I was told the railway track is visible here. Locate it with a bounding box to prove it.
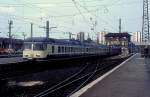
[33,57,126,97]
[33,64,91,97]
[0,62,92,97]
[0,55,129,97]
[0,55,108,81]
[0,61,39,82]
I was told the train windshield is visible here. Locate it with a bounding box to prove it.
[24,43,32,50]
[33,43,47,50]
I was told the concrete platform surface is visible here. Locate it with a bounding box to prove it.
[0,57,24,64]
[73,54,150,97]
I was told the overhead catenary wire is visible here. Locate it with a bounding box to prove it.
[0,0,140,23]
[74,0,119,32]
[72,0,91,26]
[1,0,140,19]
[0,0,142,39]
[1,0,102,6]
[9,0,129,34]
[5,0,140,18]
[0,0,140,7]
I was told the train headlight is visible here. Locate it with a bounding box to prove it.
[25,55,28,57]
[36,54,40,57]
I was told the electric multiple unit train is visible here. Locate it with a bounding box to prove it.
[23,37,121,59]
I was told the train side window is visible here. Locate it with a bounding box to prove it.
[66,47,69,52]
[74,47,75,52]
[72,47,74,52]
[74,47,76,52]
[80,48,82,52]
[65,47,67,52]
[43,44,47,50]
[58,46,61,53]
[52,46,55,53]
[68,47,70,52]
[76,47,77,52]
[71,47,73,52]
[73,47,75,52]
[62,46,64,53]
[76,47,78,52]
[0,42,1,48]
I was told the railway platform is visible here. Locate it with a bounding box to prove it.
[71,53,150,97]
[0,57,24,65]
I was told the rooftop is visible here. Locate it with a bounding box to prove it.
[105,33,131,38]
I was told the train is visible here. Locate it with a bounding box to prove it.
[23,37,121,59]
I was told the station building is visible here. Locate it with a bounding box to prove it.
[105,32,137,53]
[105,32,131,47]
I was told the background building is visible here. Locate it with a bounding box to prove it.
[97,31,107,44]
[77,32,85,42]
[131,31,141,43]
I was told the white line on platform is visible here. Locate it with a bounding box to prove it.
[70,54,137,97]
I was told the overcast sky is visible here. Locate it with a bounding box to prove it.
[0,0,144,39]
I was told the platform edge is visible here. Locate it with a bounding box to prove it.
[70,53,137,97]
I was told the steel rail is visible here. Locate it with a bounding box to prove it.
[34,60,117,97]
[33,64,89,97]
[67,63,99,97]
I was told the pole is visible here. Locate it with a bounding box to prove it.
[39,20,57,38]
[46,21,49,38]
[119,18,121,33]
[22,32,26,41]
[8,20,13,49]
[31,23,33,42]
[69,32,71,40]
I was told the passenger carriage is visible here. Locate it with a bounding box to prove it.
[23,37,120,59]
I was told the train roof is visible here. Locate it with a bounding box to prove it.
[25,37,81,44]
[24,37,107,48]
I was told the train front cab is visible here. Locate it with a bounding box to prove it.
[23,42,48,59]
